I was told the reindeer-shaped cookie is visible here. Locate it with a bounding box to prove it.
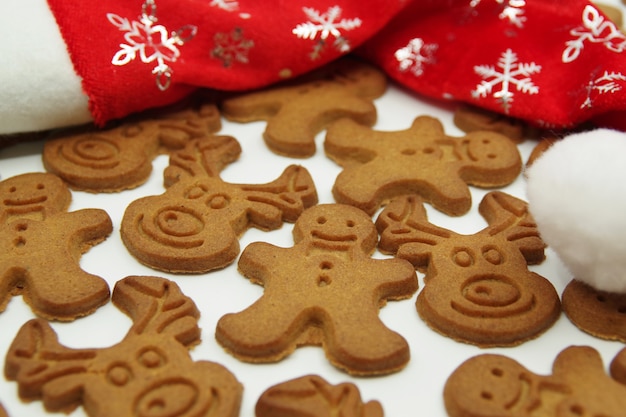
[0,172,111,320]
[445,346,626,417]
[256,375,383,417]
[4,275,243,417]
[121,135,318,273]
[43,100,221,192]
[376,191,560,346]
[325,115,522,216]
[221,57,387,157]
[216,203,418,376]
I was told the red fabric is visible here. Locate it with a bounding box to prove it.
[47,0,626,131]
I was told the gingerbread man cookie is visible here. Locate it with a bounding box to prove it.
[444,346,626,417]
[221,57,387,157]
[376,191,560,347]
[43,99,221,192]
[5,275,243,417]
[121,135,318,273]
[325,115,522,216]
[216,204,418,376]
[256,375,383,417]
[0,172,111,320]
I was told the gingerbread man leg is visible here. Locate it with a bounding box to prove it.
[216,299,307,362]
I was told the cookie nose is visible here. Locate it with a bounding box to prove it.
[136,380,200,417]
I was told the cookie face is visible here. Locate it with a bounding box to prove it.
[256,375,384,417]
[42,101,221,192]
[444,346,626,417]
[562,279,626,342]
[0,172,112,320]
[325,115,522,216]
[376,191,560,347]
[121,136,318,273]
[221,58,386,157]
[4,276,243,417]
[216,204,418,376]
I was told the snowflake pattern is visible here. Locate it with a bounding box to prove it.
[210,0,239,12]
[581,70,626,109]
[107,0,197,90]
[292,6,362,59]
[563,5,626,63]
[472,48,541,112]
[395,38,438,77]
[470,0,527,27]
[212,28,254,67]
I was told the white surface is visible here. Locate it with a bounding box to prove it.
[1,84,625,417]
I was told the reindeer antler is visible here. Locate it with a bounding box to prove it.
[5,318,97,412]
[376,194,452,269]
[240,165,319,223]
[112,275,201,347]
[164,136,242,186]
[479,191,546,265]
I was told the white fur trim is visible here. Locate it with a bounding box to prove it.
[526,129,626,293]
[0,0,92,134]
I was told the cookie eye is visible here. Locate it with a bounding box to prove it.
[317,216,327,224]
[138,347,166,369]
[482,246,503,265]
[346,219,355,228]
[453,249,474,267]
[401,148,416,155]
[107,363,132,386]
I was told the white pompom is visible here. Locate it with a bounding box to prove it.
[526,129,626,294]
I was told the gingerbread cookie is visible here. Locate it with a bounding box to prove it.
[221,57,387,157]
[562,279,626,342]
[216,203,418,376]
[4,275,243,417]
[0,172,111,320]
[325,115,522,216]
[376,191,560,347]
[0,403,6,417]
[453,104,525,143]
[525,136,559,169]
[256,375,383,417]
[444,346,626,417]
[121,136,318,273]
[43,99,221,192]
[610,347,626,385]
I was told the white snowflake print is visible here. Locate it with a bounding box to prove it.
[107,0,197,90]
[395,38,438,77]
[210,0,239,11]
[472,48,541,112]
[563,5,626,63]
[212,28,254,67]
[470,0,527,28]
[292,6,362,59]
[581,70,626,109]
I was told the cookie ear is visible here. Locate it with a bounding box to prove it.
[479,191,546,264]
[112,276,201,347]
[376,194,452,268]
